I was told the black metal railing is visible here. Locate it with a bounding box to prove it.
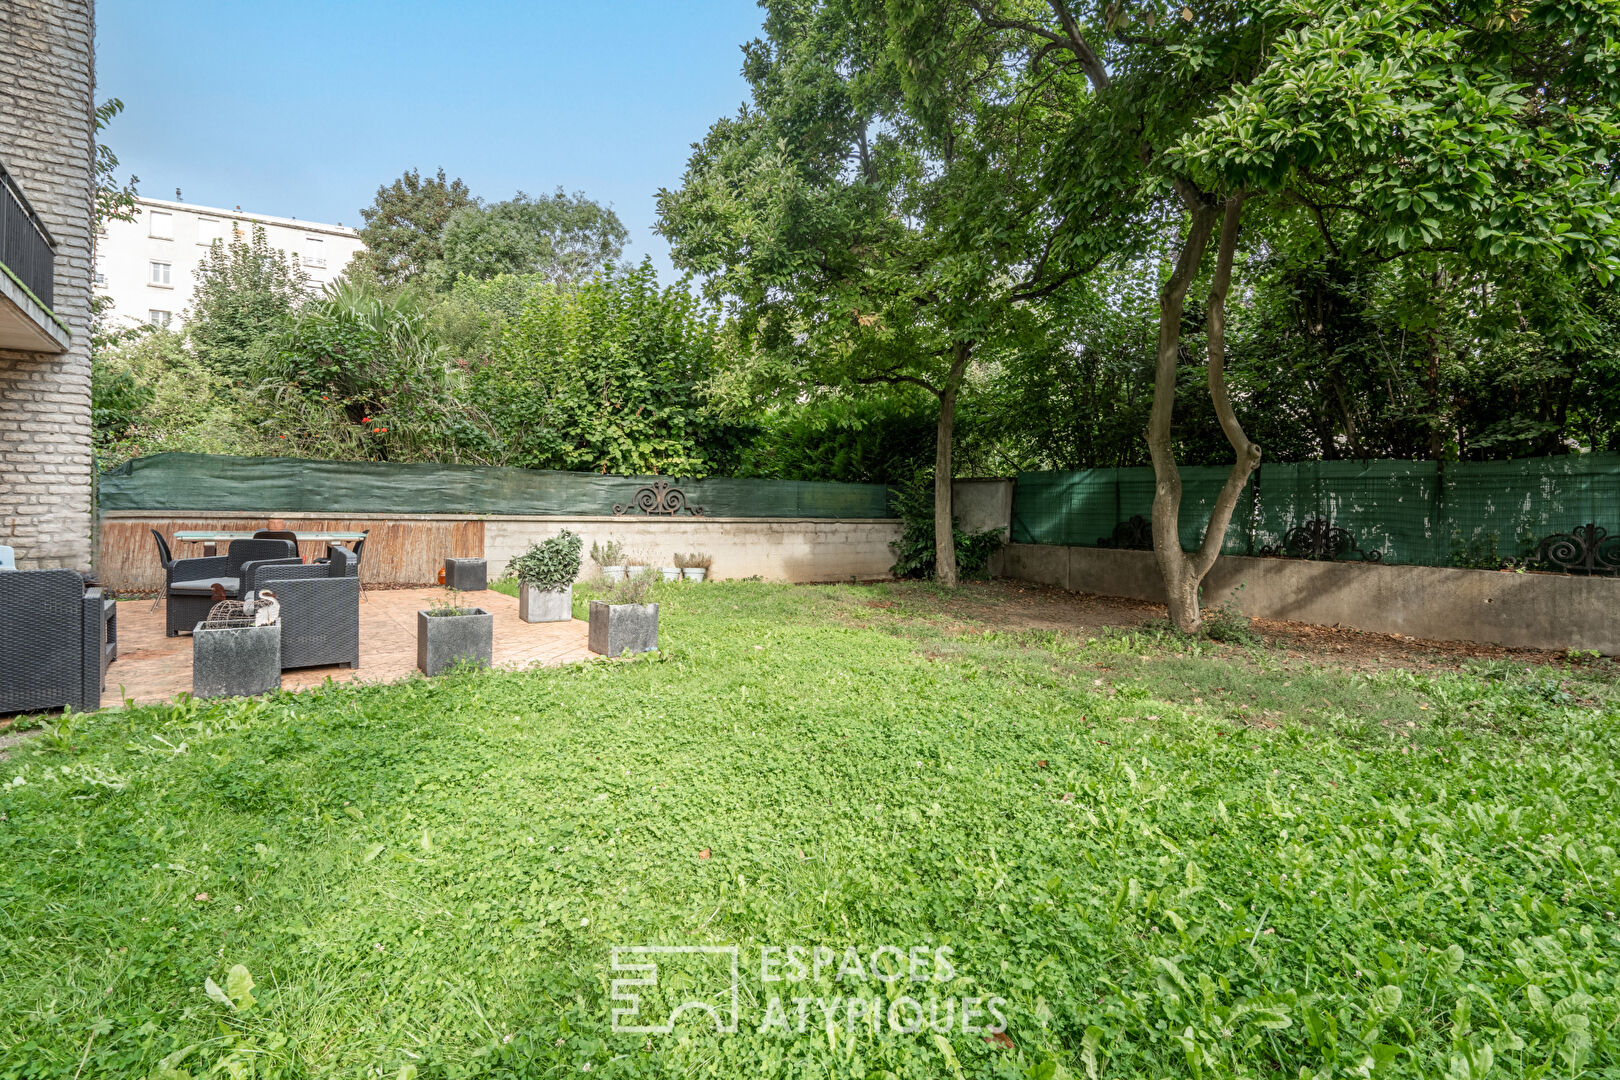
[0,160,57,310]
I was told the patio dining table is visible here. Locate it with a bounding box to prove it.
[173,529,369,557]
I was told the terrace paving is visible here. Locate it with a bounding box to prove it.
[102,586,593,707]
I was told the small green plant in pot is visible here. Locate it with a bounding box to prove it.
[417,587,493,675]
[588,568,659,656]
[590,539,627,582]
[508,530,583,623]
[674,552,712,582]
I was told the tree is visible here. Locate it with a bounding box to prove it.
[436,189,627,286]
[266,279,497,463]
[186,224,309,382]
[934,0,1620,630]
[658,0,1066,586]
[473,260,742,476]
[356,167,475,287]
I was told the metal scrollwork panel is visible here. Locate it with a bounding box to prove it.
[613,480,706,517]
[1259,517,1383,562]
[1537,523,1620,575]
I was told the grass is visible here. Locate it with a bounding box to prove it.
[2,580,1618,1078]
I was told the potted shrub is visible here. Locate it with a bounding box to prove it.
[417,588,494,675]
[507,530,582,623]
[659,560,681,582]
[675,552,712,582]
[588,570,659,656]
[590,539,627,582]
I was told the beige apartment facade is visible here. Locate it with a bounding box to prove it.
[95,197,365,329]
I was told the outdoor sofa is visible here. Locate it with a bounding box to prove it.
[0,568,111,714]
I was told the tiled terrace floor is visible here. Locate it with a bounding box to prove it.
[103,587,593,707]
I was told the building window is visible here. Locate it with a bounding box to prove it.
[149,261,172,286]
[302,237,325,268]
[197,217,223,247]
[148,309,172,328]
[149,210,174,240]
[93,271,106,286]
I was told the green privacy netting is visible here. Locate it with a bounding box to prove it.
[98,453,893,519]
[1011,452,1620,566]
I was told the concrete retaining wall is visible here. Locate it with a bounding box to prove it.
[103,511,901,591]
[999,542,1620,654]
[952,478,1014,538]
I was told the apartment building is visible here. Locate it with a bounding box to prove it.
[0,0,97,568]
[95,196,366,329]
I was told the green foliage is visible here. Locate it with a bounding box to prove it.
[3,582,1619,1077]
[588,539,625,568]
[602,567,657,604]
[504,530,583,589]
[187,224,310,382]
[92,329,259,467]
[423,587,471,617]
[356,167,476,287]
[737,393,941,484]
[475,261,743,476]
[436,189,627,287]
[91,98,139,235]
[888,469,1004,580]
[265,279,497,463]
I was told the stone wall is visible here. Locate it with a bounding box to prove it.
[100,511,904,591]
[999,542,1620,654]
[0,0,97,568]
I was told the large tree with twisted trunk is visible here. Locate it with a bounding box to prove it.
[910,0,1620,630]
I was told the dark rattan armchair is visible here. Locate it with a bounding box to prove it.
[259,546,360,670]
[0,569,109,714]
[154,532,298,636]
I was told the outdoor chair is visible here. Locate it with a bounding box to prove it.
[253,529,300,547]
[0,569,109,714]
[259,545,361,670]
[154,532,298,636]
[313,529,368,600]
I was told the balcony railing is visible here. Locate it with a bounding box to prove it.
[0,160,57,311]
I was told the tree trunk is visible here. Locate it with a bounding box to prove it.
[934,343,971,588]
[1146,192,1261,633]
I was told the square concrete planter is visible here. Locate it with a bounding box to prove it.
[588,601,659,656]
[417,608,493,675]
[519,583,572,623]
[192,622,281,699]
[444,557,487,591]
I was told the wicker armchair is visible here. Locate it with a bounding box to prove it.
[0,569,108,714]
[155,532,298,636]
[259,546,360,670]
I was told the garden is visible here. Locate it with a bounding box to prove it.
[3,580,1617,1078]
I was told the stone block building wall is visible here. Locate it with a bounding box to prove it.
[0,0,97,568]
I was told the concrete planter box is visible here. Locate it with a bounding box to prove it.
[588,601,659,656]
[192,622,281,699]
[417,608,493,675]
[519,583,572,623]
[443,557,487,591]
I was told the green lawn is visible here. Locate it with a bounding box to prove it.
[3,581,1617,1079]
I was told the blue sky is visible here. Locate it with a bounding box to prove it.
[96,0,766,282]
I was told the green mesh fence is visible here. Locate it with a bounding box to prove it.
[98,453,893,519]
[1011,452,1620,566]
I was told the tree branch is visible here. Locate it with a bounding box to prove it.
[1192,193,1261,579]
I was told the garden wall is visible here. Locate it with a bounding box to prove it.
[100,511,902,593]
[998,542,1620,654]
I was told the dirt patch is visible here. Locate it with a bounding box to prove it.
[862,579,1589,674]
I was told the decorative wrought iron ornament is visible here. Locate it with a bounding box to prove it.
[613,481,706,517]
[1536,523,1620,575]
[1097,514,1153,550]
[1260,517,1384,562]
